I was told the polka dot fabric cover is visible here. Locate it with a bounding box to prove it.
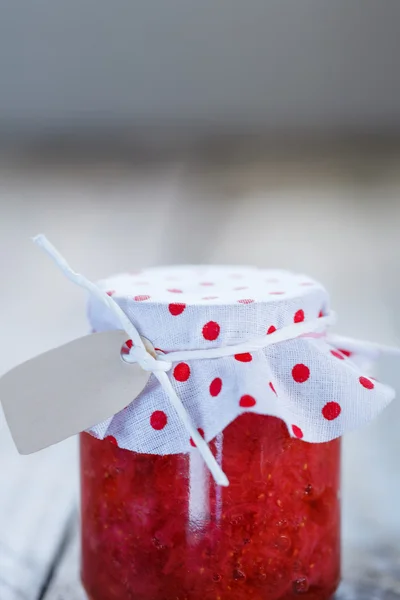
[87,266,394,454]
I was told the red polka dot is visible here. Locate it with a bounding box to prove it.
[167,288,183,294]
[173,362,191,382]
[322,402,341,421]
[202,321,220,341]
[318,310,324,318]
[269,291,285,295]
[294,309,305,323]
[233,286,248,291]
[200,282,214,286]
[292,425,303,439]
[121,339,132,356]
[190,428,205,447]
[202,296,219,300]
[209,377,222,397]
[106,290,115,296]
[169,303,186,316]
[150,410,168,430]
[339,348,352,357]
[269,381,277,395]
[359,376,374,390]
[239,394,256,408]
[267,325,277,335]
[292,363,310,383]
[330,349,345,360]
[238,298,254,304]
[234,353,252,362]
[105,435,118,446]
[134,295,150,301]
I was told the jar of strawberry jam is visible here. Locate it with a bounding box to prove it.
[0,243,395,600]
[80,265,394,600]
[81,415,340,600]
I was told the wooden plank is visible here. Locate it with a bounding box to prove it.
[42,519,85,600]
[337,545,400,599]
[0,431,78,600]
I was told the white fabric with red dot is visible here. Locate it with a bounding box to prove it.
[85,264,396,462]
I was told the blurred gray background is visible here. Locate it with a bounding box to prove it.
[0,2,400,598]
[1,1,400,137]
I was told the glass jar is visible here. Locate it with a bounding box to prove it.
[80,413,340,600]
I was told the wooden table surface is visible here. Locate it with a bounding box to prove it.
[1,145,400,599]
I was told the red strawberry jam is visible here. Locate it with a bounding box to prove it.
[80,414,340,599]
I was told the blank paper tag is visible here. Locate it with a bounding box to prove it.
[0,330,150,454]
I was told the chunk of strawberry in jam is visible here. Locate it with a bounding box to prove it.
[81,414,340,600]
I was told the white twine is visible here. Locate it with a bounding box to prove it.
[328,334,400,360]
[36,234,396,487]
[34,235,228,485]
